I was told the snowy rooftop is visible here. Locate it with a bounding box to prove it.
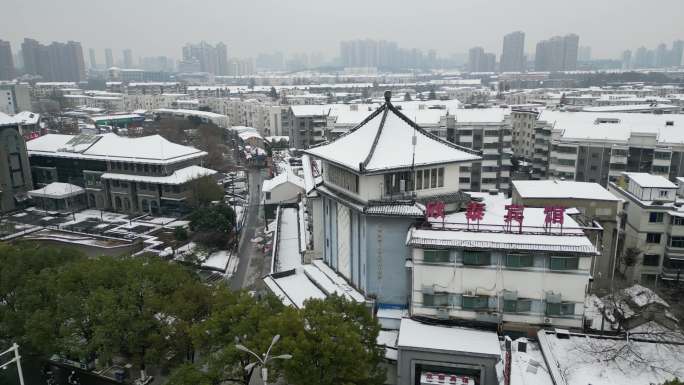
[513,180,620,201]
[27,133,207,165]
[539,110,684,144]
[101,165,217,185]
[397,318,500,357]
[273,207,302,272]
[407,192,598,254]
[262,171,305,193]
[28,182,84,199]
[624,172,677,189]
[264,260,364,309]
[0,111,39,126]
[538,330,684,385]
[305,97,480,174]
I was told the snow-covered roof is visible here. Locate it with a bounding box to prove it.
[27,133,207,165]
[237,130,263,141]
[0,111,39,127]
[28,182,84,199]
[538,330,684,385]
[263,271,327,308]
[305,99,480,174]
[274,207,302,272]
[262,171,305,193]
[101,165,217,185]
[539,110,684,144]
[625,172,677,189]
[582,104,680,112]
[513,180,620,201]
[397,318,500,357]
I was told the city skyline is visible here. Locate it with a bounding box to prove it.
[3,0,684,60]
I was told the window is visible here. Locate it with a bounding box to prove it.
[642,254,660,266]
[670,236,684,248]
[437,168,444,187]
[506,254,534,268]
[462,250,491,266]
[423,293,449,307]
[549,256,579,270]
[659,190,669,198]
[328,163,359,193]
[546,302,575,316]
[462,295,489,310]
[416,170,423,190]
[672,217,684,226]
[265,192,271,200]
[654,151,670,160]
[649,212,664,223]
[459,177,470,183]
[430,168,437,188]
[423,250,451,263]
[646,233,662,244]
[504,299,532,313]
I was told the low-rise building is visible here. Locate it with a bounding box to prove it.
[0,114,33,212]
[407,191,600,331]
[608,172,684,285]
[27,133,216,215]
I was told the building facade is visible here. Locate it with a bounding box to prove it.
[27,133,215,215]
[608,172,684,285]
[0,118,33,212]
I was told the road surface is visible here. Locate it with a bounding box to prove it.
[231,168,267,290]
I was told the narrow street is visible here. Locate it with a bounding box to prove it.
[231,168,267,290]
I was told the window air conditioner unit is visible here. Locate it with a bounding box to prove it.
[544,318,552,325]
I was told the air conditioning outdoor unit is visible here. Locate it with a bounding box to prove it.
[544,318,552,325]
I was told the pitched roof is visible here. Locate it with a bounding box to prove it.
[27,133,207,164]
[513,180,621,201]
[304,99,480,174]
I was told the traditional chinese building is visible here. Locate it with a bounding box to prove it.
[406,191,600,332]
[304,91,480,309]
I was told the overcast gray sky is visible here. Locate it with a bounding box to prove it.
[3,0,683,61]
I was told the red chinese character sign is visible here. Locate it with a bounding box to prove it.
[465,201,485,229]
[544,206,565,232]
[426,201,445,219]
[504,204,524,233]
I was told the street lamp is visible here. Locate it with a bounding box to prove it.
[235,334,292,385]
[0,343,25,385]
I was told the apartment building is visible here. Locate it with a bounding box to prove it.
[407,191,599,331]
[26,133,215,215]
[0,83,31,114]
[289,105,330,149]
[512,110,684,184]
[0,115,33,212]
[608,172,684,285]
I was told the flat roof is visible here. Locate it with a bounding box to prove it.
[513,180,620,201]
[625,172,677,188]
[397,318,500,357]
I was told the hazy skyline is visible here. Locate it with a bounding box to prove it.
[3,0,683,62]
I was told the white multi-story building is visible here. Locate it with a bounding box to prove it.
[608,172,684,285]
[407,191,599,330]
[513,110,684,184]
